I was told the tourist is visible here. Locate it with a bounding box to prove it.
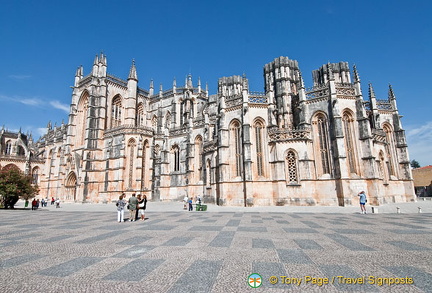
[358,191,367,214]
[41,198,45,207]
[36,199,40,209]
[116,194,127,222]
[138,194,147,221]
[51,197,55,205]
[31,198,37,210]
[183,195,188,210]
[135,194,142,220]
[128,193,138,221]
[188,197,193,211]
[55,198,60,208]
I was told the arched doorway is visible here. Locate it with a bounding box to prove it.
[65,172,77,201]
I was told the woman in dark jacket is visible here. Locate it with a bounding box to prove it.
[138,194,147,221]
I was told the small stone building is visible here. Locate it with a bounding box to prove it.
[21,54,416,206]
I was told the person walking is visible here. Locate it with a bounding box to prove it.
[116,194,127,222]
[358,191,367,214]
[31,198,37,210]
[128,193,138,221]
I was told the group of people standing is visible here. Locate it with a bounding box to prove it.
[183,195,201,211]
[116,193,147,222]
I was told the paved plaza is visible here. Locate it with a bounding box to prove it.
[1,201,431,293]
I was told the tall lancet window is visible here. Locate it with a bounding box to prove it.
[342,111,358,175]
[285,150,299,184]
[254,120,265,176]
[127,139,136,189]
[172,145,180,172]
[141,140,148,191]
[137,103,144,126]
[378,151,386,181]
[111,95,122,128]
[383,124,396,177]
[5,140,12,155]
[194,136,203,182]
[77,91,89,146]
[312,113,331,176]
[230,120,242,177]
[166,112,172,129]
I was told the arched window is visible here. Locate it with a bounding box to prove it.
[253,120,265,177]
[230,120,242,177]
[165,112,172,129]
[342,111,358,175]
[31,167,40,184]
[137,103,144,126]
[77,91,89,146]
[151,115,158,129]
[312,113,331,176]
[172,145,180,172]
[141,140,149,191]
[5,140,12,155]
[378,151,387,183]
[383,124,396,177]
[111,95,122,128]
[194,136,203,182]
[127,139,136,189]
[17,145,25,156]
[285,150,299,184]
[206,159,211,187]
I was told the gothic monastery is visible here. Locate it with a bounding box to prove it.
[0,54,415,206]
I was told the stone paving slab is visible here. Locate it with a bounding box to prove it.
[0,204,432,292]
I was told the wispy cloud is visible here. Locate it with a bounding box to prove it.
[8,74,32,80]
[20,98,44,106]
[406,121,432,166]
[50,100,70,113]
[0,94,69,112]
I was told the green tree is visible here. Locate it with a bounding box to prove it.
[410,159,421,169]
[0,168,39,209]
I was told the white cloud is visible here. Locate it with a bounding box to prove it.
[8,75,32,80]
[36,127,48,137]
[406,121,432,166]
[20,98,44,106]
[49,100,70,113]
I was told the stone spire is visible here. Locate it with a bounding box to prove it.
[388,84,398,112]
[368,83,376,100]
[327,62,334,81]
[186,74,193,88]
[388,84,396,100]
[173,77,177,93]
[353,64,360,83]
[128,59,138,81]
[149,79,154,96]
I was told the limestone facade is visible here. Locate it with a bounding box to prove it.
[15,54,416,206]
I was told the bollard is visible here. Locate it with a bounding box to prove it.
[371,207,378,214]
[423,198,426,201]
[418,207,422,213]
[396,207,401,214]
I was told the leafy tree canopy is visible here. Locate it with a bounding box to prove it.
[0,168,39,208]
[410,159,421,169]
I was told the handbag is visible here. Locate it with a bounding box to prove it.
[127,204,130,209]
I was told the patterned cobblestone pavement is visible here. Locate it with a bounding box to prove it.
[1,205,431,292]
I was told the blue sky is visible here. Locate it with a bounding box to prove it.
[1,0,431,166]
